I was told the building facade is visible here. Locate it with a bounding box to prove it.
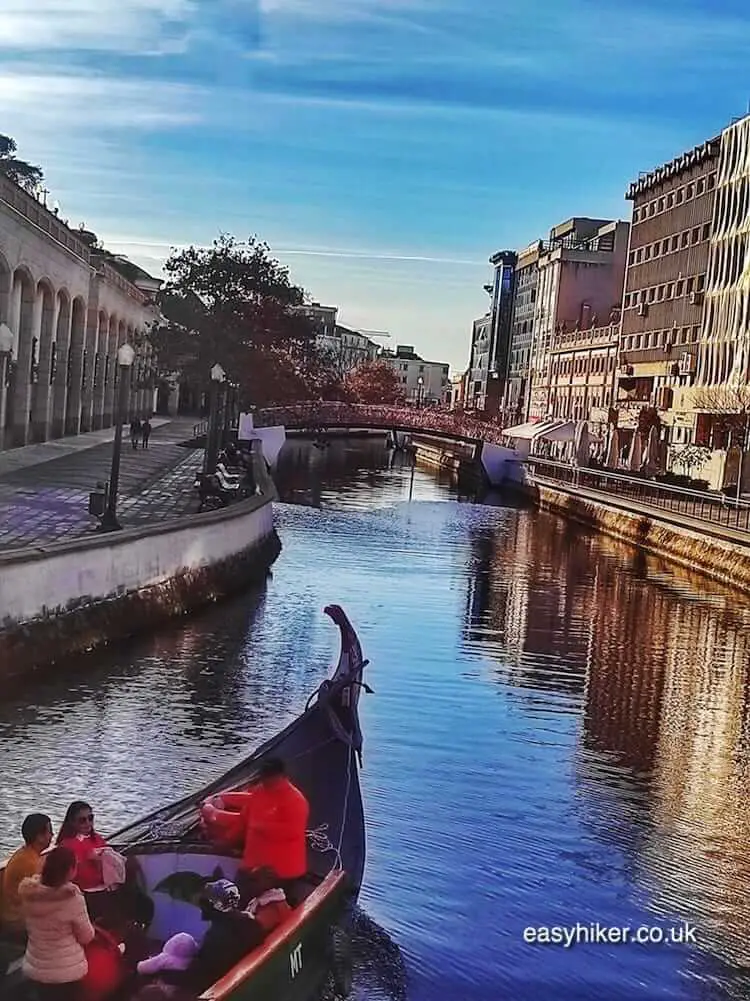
[503,241,540,422]
[547,321,620,426]
[620,136,720,439]
[0,177,160,450]
[382,344,450,405]
[466,313,492,409]
[487,250,518,409]
[528,217,629,420]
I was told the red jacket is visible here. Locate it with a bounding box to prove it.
[59,833,108,891]
[212,778,309,879]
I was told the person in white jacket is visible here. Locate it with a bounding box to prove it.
[19,845,95,1000]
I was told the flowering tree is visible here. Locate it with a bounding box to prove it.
[343,359,405,404]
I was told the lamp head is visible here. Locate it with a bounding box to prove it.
[211,363,226,383]
[117,343,135,367]
[0,323,13,355]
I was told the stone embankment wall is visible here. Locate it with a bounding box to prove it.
[533,481,750,594]
[0,453,281,681]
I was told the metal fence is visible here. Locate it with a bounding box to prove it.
[527,457,750,535]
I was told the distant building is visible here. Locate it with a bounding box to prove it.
[450,370,469,409]
[547,320,620,431]
[528,217,629,419]
[466,313,492,409]
[487,250,518,409]
[504,241,541,422]
[295,302,380,373]
[381,344,450,405]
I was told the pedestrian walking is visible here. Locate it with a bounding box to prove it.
[141,419,152,449]
[129,418,141,450]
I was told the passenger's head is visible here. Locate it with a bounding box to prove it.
[41,846,77,888]
[22,813,53,852]
[258,757,286,787]
[199,879,240,921]
[58,801,95,842]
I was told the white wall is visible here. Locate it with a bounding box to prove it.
[0,496,275,627]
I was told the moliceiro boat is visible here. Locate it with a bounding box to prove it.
[0,604,370,1001]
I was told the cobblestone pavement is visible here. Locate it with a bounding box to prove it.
[0,418,206,552]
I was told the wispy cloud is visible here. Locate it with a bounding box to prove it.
[0,0,196,53]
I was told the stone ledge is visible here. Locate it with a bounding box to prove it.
[534,481,750,595]
[0,488,277,567]
[0,531,282,683]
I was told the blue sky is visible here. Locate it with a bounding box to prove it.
[2,0,750,372]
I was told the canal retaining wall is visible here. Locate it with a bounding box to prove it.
[0,452,281,680]
[533,479,750,594]
[413,436,481,487]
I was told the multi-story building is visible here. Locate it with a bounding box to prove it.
[528,217,629,419]
[296,301,380,374]
[619,135,720,440]
[487,249,518,409]
[297,302,338,339]
[693,113,750,430]
[466,313,492,409]
[547,320,620,428]
[0,176,160,449]
[503,241,540,422]
[449,370,469,409]
[381,344,450,405]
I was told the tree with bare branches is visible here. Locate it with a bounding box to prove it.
[691,385,750,445]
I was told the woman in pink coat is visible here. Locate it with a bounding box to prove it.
[19,845,95,1000]
[56,802,108,892]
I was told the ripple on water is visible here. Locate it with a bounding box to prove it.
[3,443,750,1000]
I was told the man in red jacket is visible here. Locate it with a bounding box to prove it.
[200,758,310,901]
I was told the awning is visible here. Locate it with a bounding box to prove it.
[536,419,576,442]
[500,421,540,440]
[502,419,577,442]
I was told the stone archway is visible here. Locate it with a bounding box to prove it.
[50,288,71,439]
[0,251,12,448]
[9,266,36,447]
[91,309,108,430]
[30,279,56,442]
[65,296,87,435]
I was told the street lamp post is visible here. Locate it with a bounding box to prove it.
[98,342,135,532]
[204,363,226,474]
[0,323,13,450]
[417,375,424,409]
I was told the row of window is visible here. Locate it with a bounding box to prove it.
[632,173,716,224]
[628,224,711,267]
[551,354,615,378]
[623,272,705,309]
[622,326,700,351]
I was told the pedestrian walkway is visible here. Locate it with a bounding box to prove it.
[0,418,205,553]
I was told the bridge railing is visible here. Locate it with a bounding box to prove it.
[528,456,750,535]
[253,402,505,444]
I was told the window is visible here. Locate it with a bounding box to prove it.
[676,188,684,204]
[644,245,652,260]
[662,239,669,254]
[702,223,710,240]
[648,287,656,303]
[691,228,700,244]
[628,251,636,266]
[676,280,684,297]
[649,202,656,217]
[697,273,706,292]
[696,179,705,196]
[667,192,675,208]
[681,231,689,248]
[657,285,665,301]
[633,207,640,223]
[686,183,694,198]
[671,234,679,251]
[658,197,665,211]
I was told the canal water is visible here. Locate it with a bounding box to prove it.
[3,436,750,1000]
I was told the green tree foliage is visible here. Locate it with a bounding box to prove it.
[0,135,43,193]
[149,235,342,406]
[343,359,406,404]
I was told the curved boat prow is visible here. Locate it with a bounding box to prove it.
[324,603,368,684]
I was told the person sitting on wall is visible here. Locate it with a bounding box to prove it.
[200,758,310,903]
[0,814,53,940]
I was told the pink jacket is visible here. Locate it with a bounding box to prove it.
[19,876,95,983]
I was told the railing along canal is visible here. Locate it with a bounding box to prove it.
[527,457,750,536]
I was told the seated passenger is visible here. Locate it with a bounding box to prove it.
[57,802,107,891]
[237,866,291,934]
[57,801,153,933]
[19,846,96,999]
[0,813,53,939]
[200,758,309,896]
